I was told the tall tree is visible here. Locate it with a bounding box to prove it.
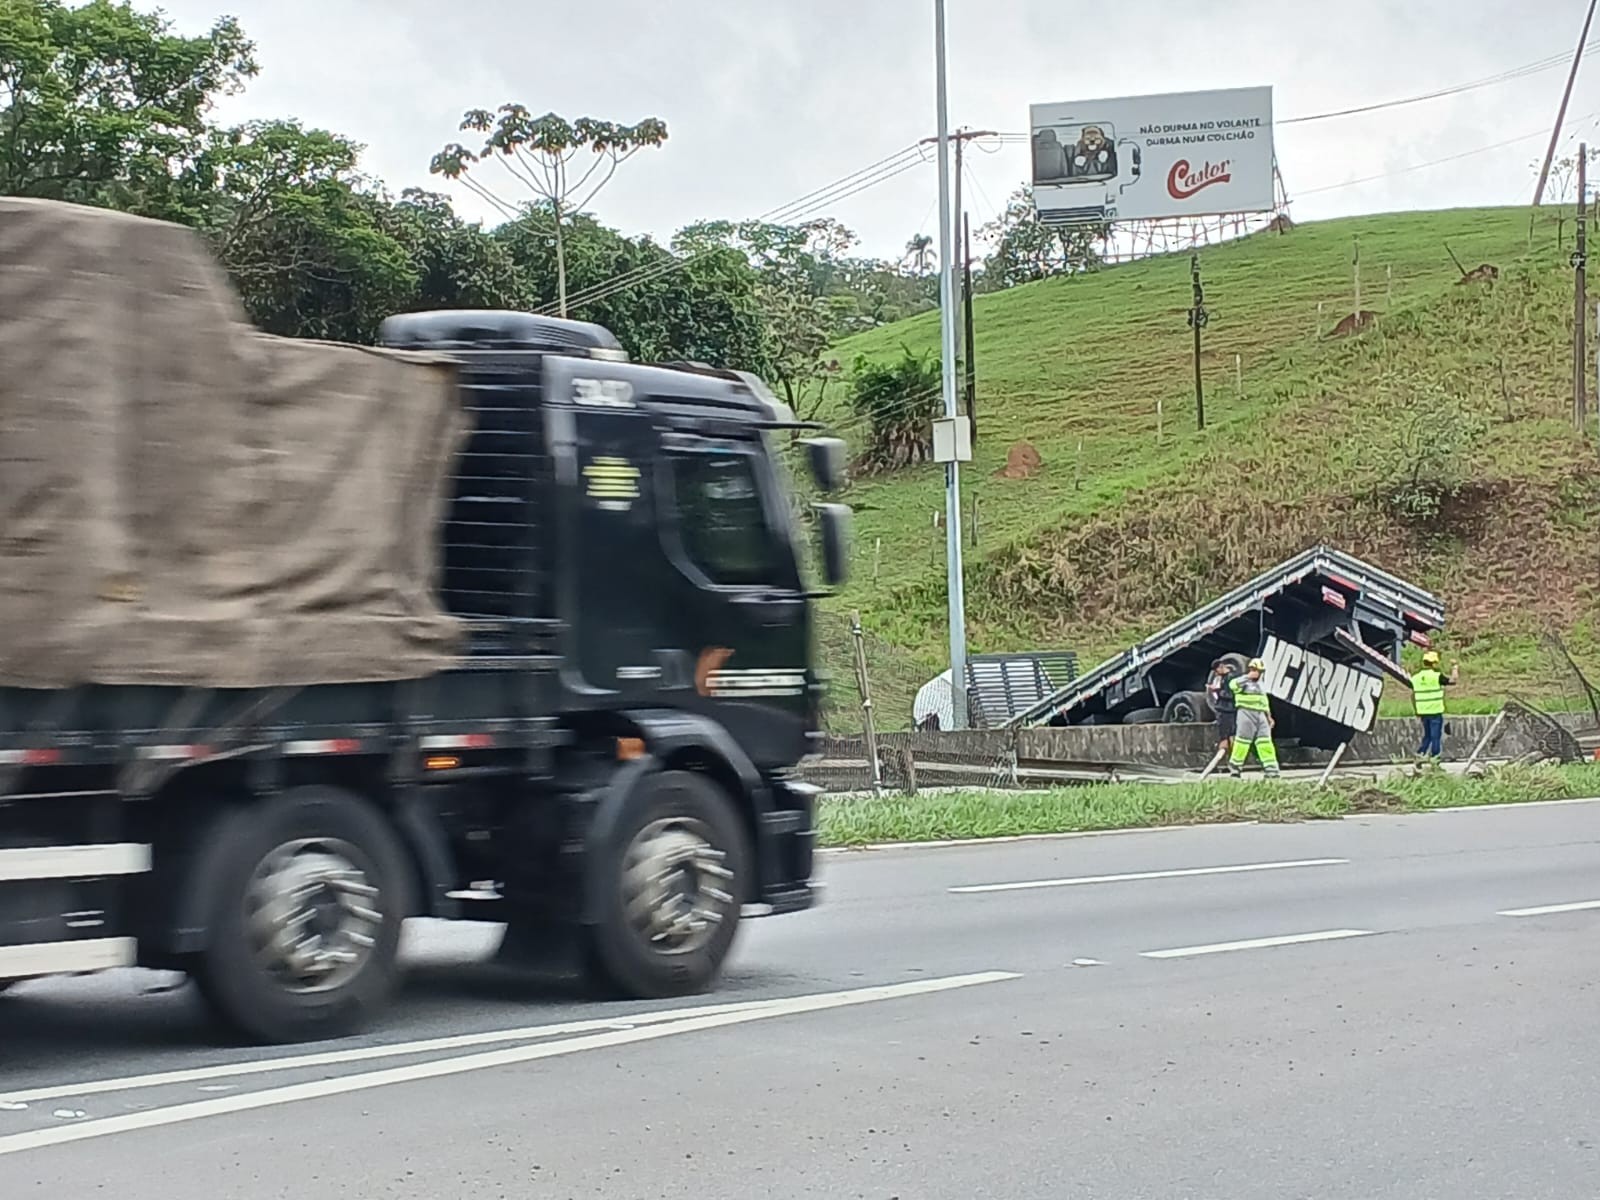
[902,233,934,276]
[0,0,256,215]
[979,186,1105,291]
[187,119,416,342]
[430,107,667,317]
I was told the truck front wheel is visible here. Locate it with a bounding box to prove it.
[586,769,750,999]
[193,787,410,1044]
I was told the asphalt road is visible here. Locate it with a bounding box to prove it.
[3,798,1599,1198]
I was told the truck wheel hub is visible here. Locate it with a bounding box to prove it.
[622,818,735,954]
[246,839,382,992]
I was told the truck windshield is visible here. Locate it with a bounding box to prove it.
[669,448,782,587]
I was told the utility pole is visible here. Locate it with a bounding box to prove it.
[931,0,968,728]
[1576,143,1589,432]
[963,212,978,444]
[1188,254,1208,431]
[919,125,996,434]
[1534,0,1599,206]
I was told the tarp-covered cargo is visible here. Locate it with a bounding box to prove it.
[0,198,467,688]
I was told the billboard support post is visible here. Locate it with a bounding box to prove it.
[932,0,968,729]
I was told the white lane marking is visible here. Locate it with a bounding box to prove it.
[1141,929,1375,959]
[0,971,1019,1158]
[1,995,808,1105]
[1497,899,1600,917]
[950,858,1348,894]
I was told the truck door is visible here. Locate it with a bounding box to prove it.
[544,362,664,700]
[659,431,811,764]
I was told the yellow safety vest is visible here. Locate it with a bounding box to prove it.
[1412,668,1445,715]
[1230,676,1271,713]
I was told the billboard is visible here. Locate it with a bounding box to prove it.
[1030,86,1274,226]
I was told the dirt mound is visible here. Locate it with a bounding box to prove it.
[1329,310,1379,338]
[1458,264,1500,285]
[996,440,1044,480]
[1266,213,1295,234]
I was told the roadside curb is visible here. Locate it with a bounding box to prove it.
[816,793,1600,855]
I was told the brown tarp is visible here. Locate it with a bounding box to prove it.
[0,197,467,688]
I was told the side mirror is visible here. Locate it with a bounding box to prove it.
[803,436,847,494]
[814,502,851,587]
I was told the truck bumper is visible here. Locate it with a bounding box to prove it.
[757,775,821,914]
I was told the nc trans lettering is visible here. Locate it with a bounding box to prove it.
[1258,634,1382,732]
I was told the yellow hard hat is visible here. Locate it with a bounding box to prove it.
[1422,650,1441,665]
[1248,658,1266,672]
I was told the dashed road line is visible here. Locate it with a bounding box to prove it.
[950,858,1348,895]
[1497,899,1600,918]
[1141,929,1376,959]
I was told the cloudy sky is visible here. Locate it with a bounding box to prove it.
[156,0,1599,260]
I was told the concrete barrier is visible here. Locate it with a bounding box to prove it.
[809,711,1598,792]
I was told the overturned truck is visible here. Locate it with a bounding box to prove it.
[1010,547,1445,750]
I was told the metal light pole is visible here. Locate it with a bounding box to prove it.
[933,0,968,728]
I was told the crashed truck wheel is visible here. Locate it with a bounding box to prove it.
[1123,707,1165,725]
[1163,690,1214,724]
[193,787,410,1044]
[585,770,750,1000]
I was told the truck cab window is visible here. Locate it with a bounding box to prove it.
[670,450,778,587]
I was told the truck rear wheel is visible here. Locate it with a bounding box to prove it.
[586,769,749,999]
[1163,690,1214,724]
[193,787,410,1044]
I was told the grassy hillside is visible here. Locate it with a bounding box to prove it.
[811,207,1600,729]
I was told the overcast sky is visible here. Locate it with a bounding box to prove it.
[156,0,1599,260]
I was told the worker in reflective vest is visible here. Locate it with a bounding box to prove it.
[1410,649,1459,764]
[1228,658,1280,778]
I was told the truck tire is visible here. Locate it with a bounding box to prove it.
[192,787,410,1044]
[586,769,750,1000]
[1123,707,1165,725]
[1218,653,1250,676]
[1163,690,1214,724]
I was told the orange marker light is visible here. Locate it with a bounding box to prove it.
[616,737,646,761]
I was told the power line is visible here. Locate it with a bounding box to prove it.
[1297,111,1598,197]
[541,145,928,314]
[1282,39,1600,125]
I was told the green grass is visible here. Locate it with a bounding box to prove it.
[810,206,1600,729]
[816,763,1600,847]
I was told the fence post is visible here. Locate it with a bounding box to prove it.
[850,610,883,794]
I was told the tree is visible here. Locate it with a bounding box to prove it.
[381,188,527,312]
[0,0,257,215]
[979,186,1105,291]
[187,119,416,342]
[430,107,667,316]
[902,233,934,276]
[847,349,943,471]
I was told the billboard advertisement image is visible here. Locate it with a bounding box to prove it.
[1030,86,1274,226]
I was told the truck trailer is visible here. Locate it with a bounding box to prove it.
[1010,547,1445,750]
[0,199,848,1043]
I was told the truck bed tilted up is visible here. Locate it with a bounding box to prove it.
[1009,546,1445,750]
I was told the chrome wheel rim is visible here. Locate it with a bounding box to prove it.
[620,817,736,955]
[245,838,383,993]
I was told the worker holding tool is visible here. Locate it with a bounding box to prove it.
[1410,649,1459,765]
[1228,658,1281,778]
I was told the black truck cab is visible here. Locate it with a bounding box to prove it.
[378,310,843,771]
